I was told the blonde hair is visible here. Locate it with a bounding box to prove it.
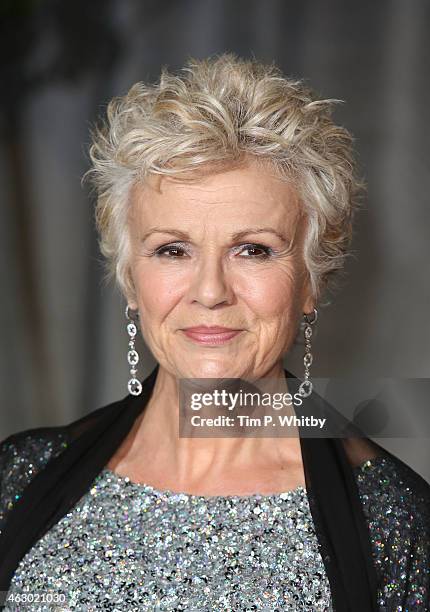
[84,52,365,304]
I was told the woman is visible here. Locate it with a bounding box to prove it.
[0,53,429,611]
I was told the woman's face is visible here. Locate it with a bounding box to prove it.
[127,159,314,379]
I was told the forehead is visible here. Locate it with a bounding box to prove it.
[130,159,302,228]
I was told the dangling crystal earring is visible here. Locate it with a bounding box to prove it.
[298,307,318,398]
[125,305,142,396]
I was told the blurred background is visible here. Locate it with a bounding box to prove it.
[1,0,429,480]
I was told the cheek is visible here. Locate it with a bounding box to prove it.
[133,264,185,318]
[236,266,303,318]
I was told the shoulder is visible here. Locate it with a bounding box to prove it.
[353,453,430,527]
[0,426,69,535]
[0,425,70,470]
[353,454,430,608]
[0,394,128,493]
[0,396,128,535]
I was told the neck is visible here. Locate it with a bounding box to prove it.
[118,361,303,494]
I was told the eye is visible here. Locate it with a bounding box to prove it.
[154,243,188,258]
[152,242,274,259]
[236,243,274,259]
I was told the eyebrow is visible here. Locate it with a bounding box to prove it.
[140,227,289,242]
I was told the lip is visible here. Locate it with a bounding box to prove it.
[181,326,243,345]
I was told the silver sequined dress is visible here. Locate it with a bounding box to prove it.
[1,433,429,611]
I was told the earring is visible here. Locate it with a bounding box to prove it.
[125,305,142,396]
[298,307,318,398]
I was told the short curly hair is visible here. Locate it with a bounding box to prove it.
[84,52,365,305]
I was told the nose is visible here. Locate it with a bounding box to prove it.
[188,252,233,309]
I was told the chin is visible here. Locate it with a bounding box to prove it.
[177,359,248,380]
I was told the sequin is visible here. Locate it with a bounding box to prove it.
[0,433,68,536]
[4,468,333,611]
[354,456,430,610]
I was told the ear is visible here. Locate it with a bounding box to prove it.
[124,288,139,312]
[124,266,139,310]
[124,287,138,311]
[302,295,315,315]
[301,277,315,315]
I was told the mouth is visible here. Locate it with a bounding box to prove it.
[181,326,243,345]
